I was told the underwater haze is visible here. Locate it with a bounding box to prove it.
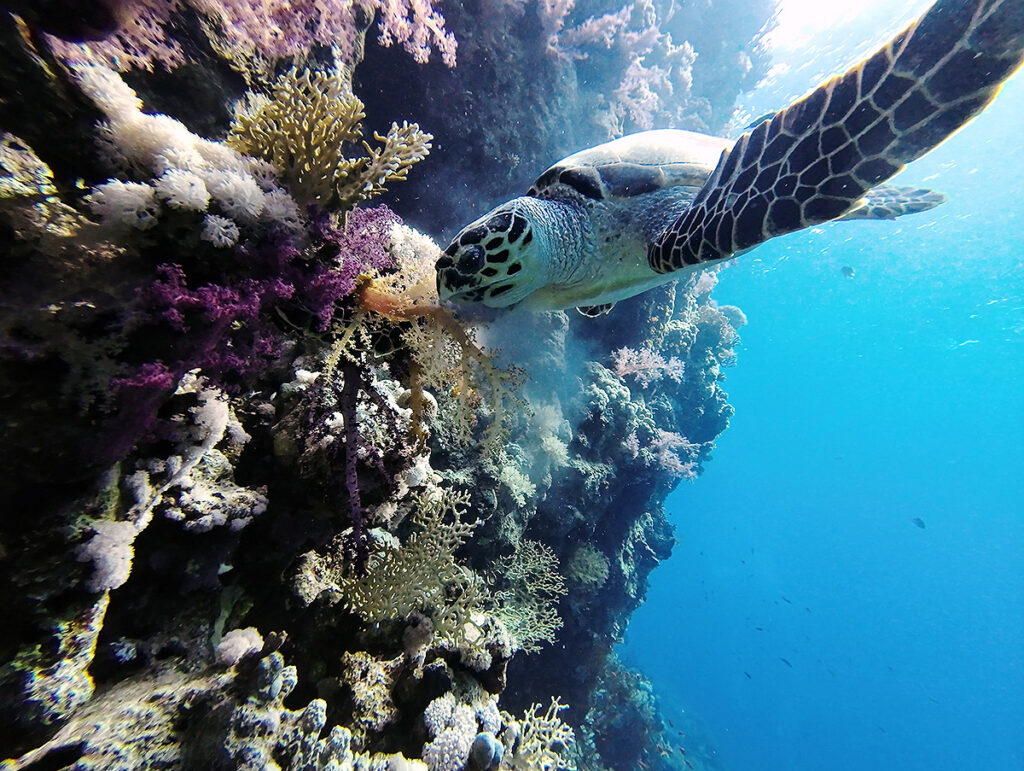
[623,21,1024,771]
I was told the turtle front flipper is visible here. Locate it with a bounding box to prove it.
[649,0,1024,273]
[839,184,947,220]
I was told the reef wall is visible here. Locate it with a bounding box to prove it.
[0,1,768,769]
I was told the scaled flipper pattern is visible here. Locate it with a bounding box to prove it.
[649,0,1024,272]
[839,184,946,220]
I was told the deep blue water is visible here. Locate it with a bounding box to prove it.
[621,60,1024,771]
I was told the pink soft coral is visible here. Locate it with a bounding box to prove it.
[611,346,684,388]
[47,0,457,71]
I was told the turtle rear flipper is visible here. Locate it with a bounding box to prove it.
[840,184,947,220]
[649,0,1024,273]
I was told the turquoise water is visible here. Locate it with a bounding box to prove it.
[622,73,1024,770]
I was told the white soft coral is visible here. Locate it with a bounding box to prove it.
[155,169,210,210]
[76,65,292,233]
[86,180,159,229]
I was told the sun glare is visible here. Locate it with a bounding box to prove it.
[743,0,934,119]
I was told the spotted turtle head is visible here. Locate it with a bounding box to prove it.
[436,198,545,309]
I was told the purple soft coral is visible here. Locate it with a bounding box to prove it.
[106,204,402,459]
[144,263,295,388]
[305,205,400,329]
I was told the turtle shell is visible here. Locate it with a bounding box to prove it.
[527,129,731,201]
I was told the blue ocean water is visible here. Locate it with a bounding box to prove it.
[621,49,1024,771]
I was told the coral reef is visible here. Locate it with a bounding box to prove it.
[0,3,749,769]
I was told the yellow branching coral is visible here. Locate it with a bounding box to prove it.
[227,66,432,209]
[335,121,432,210]
[338,488,485,646]
[510,698,578,770]
[487,540,567,654]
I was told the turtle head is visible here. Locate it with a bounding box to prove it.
[436,198,547,309]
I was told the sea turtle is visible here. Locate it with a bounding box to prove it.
[437,0,1024,316]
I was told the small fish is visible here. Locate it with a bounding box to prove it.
[780,657,793,668]
[841,265,856,278]
[745,671,752,679]
[911,516,926,529]
[755,626,764,631]
[781,595,792,604]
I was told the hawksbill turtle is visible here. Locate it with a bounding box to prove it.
[436,0,1024,316]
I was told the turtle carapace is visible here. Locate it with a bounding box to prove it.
[437,0,1024,315]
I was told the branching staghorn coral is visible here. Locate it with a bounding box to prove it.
[227,65,432,209]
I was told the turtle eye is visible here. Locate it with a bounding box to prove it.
[456,244,486,274]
